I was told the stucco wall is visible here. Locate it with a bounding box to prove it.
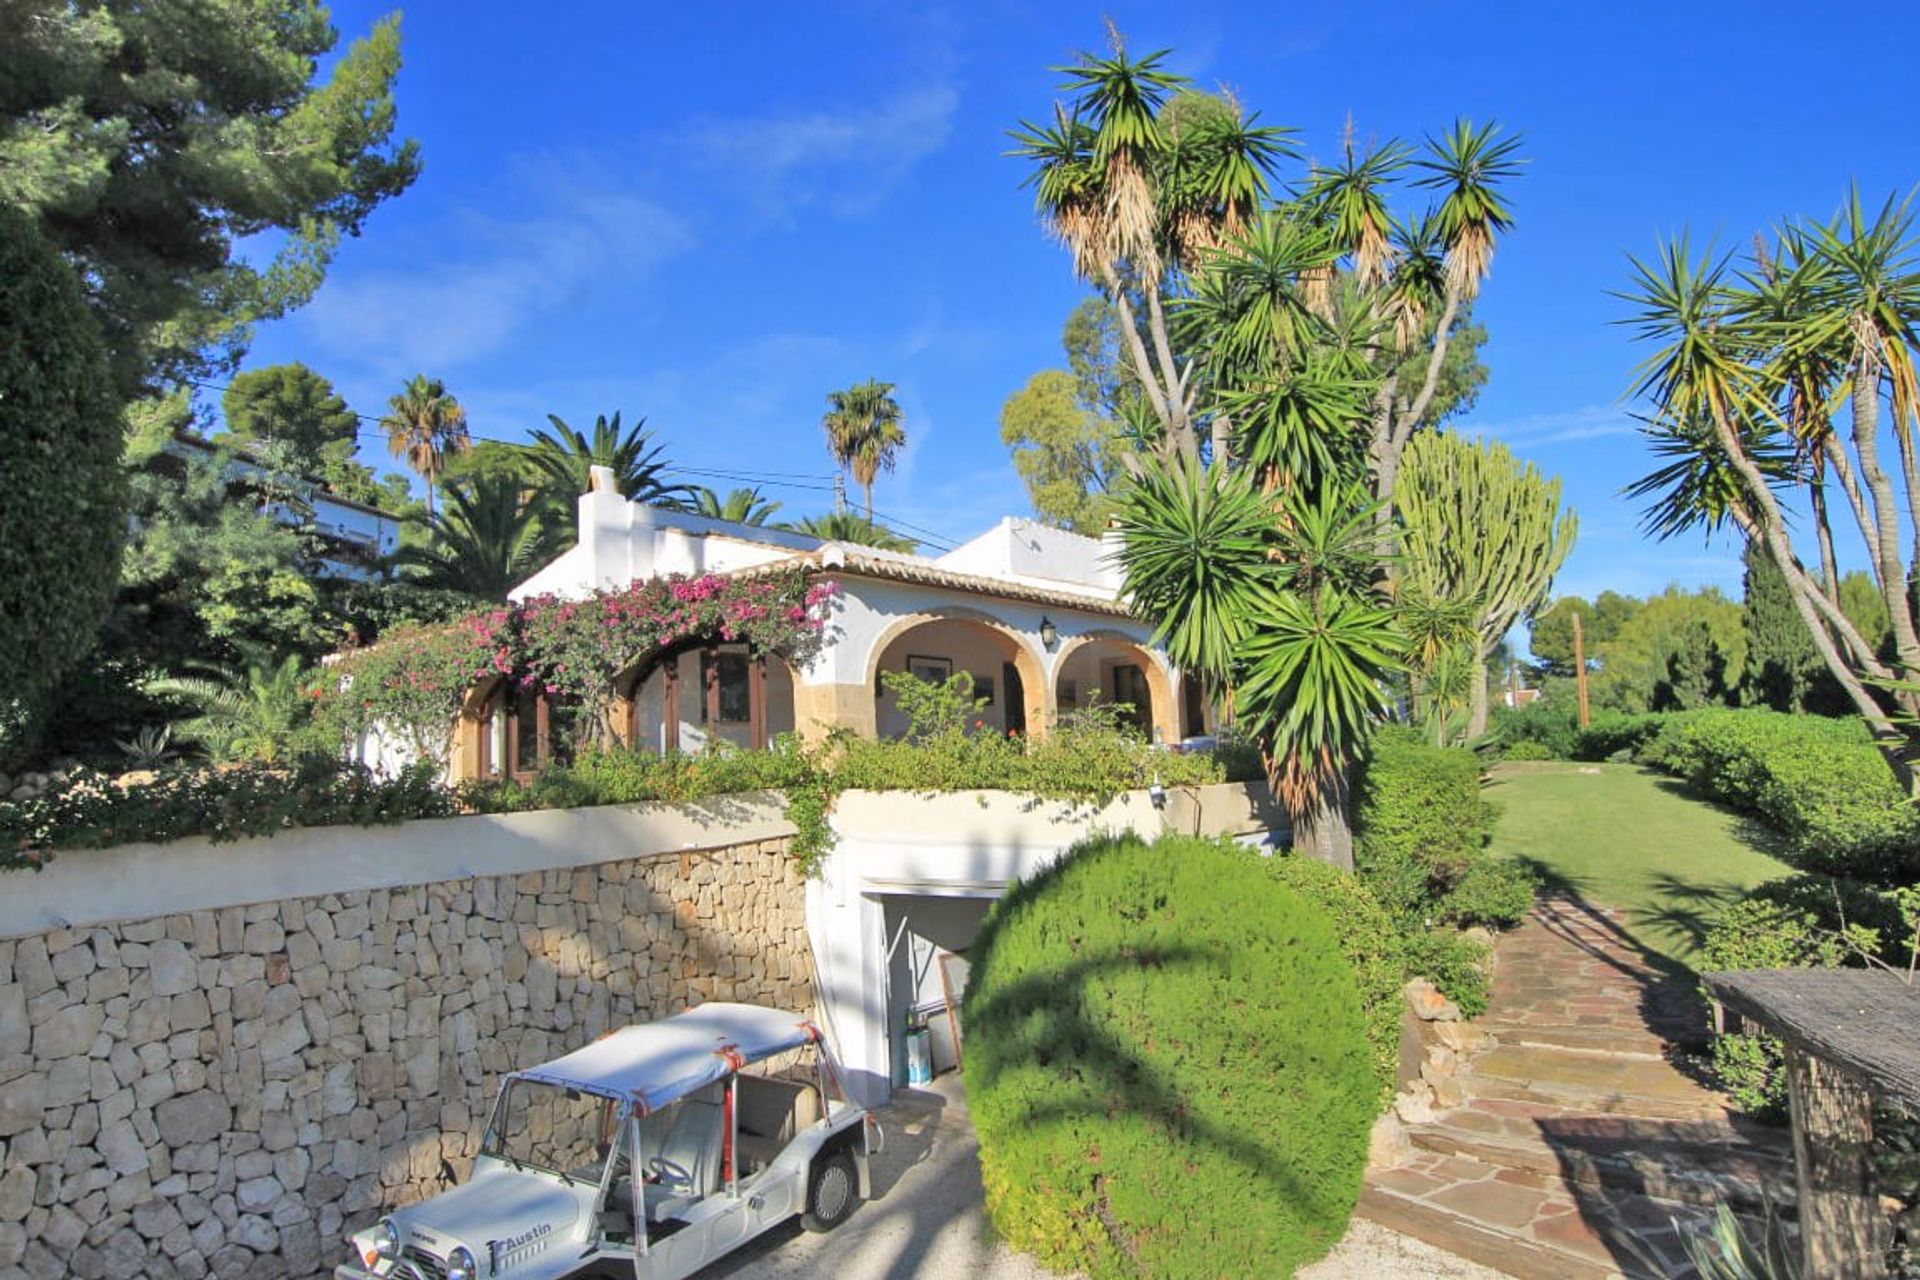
[0,807,811,1280]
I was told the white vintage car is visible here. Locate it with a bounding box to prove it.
[335,1002,875,1280]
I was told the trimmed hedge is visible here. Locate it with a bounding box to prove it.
[1572,711,1671,762]
[1251,851,1405,1104]
[1354,727,1495,901]
[1488,686,1581,758]
[1353,729,1519,1014]
[965,834,1375,1279]
[1635,709,1916,883]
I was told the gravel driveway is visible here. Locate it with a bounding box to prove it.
[698,1076,1499,1280]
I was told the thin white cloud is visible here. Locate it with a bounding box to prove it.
[686,83,959,218]
[1460,404,1638,449]
[299,170,694,379]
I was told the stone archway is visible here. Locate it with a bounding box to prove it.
[862,610,1050,742]
[1051,632,1179,744]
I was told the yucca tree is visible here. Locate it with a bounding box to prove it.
[685,485,781,526]
[1397,431,1577,737]
[1011,29,1519,515]
[529,411,686,508]
[146,647,311,763]
[397,473,568,602]
[1112,459,1402,867]
[779,510,918,554]
[380,375,470,517]
[821,381,906,521]
[1010,30,1291,466]
[1621,189,1920,785]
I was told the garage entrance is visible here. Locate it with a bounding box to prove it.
[879,894,993,1087]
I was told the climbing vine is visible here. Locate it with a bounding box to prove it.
[315,570,835,757]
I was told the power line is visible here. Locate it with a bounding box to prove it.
[185,374,959,546]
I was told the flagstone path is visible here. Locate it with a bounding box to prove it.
[1359,893,1796,1279]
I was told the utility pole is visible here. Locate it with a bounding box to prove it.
[1573,611,1591,728]
[832,473,847,515]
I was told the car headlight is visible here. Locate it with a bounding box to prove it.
[447,1245,478,1280]
[362,1218,400,1267]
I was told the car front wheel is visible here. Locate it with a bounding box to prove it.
[801,1148,858,1233]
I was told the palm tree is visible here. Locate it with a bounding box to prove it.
[528,410,686,509]
[779,510,918,554]
[821,381,906,521]
[397,474,569,602]
[379,375,470,517]
[685,485,781,526]
[145,648,311,764]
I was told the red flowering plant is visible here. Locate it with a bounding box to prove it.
[312,609,515,760]
[517,568,834,750]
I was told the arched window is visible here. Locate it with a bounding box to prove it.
[474,683,578,782]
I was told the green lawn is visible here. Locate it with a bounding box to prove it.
[1485,761,1792,971]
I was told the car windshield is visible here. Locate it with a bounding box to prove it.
[482,1079,619,1183]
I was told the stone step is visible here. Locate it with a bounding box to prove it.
[1477,1022,1675,1059]
[1359,1181,1623,1280]
[1407,1111,1796,1209]
[1461,1044,1734,1123]
[1359,1154,1712,1279]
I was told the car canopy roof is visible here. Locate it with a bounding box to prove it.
[511,1002,819,1113]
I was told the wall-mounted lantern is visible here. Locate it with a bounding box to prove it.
[1039,616,1059,652]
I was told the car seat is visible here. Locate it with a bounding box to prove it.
[642,1098,723,1223]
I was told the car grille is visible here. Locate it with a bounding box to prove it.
[398,1248,448,1280]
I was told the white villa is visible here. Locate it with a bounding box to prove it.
[440,466,1210,784]
[332,467,1260,1104]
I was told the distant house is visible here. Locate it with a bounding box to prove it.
[431,465,1209,783]
[157,433,403,580]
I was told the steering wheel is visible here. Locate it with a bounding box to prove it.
[646,1156,692,1190]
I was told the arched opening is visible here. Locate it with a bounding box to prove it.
[457,677,580,783]
[618,642,798,754]
[866,613,1046,741]
[1052,635,1177,744]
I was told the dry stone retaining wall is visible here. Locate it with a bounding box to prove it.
[0,834,810,1280]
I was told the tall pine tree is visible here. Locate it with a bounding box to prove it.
[1740,540,1820,711]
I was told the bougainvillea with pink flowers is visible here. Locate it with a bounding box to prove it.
[315,569,835,757]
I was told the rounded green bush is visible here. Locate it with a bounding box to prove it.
[963,833,1375,1280]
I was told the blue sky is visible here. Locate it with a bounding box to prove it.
[239,0,1920,599]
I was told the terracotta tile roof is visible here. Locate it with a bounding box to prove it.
[739,547,1138,619]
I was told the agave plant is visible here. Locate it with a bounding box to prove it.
[113,724,176,770]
